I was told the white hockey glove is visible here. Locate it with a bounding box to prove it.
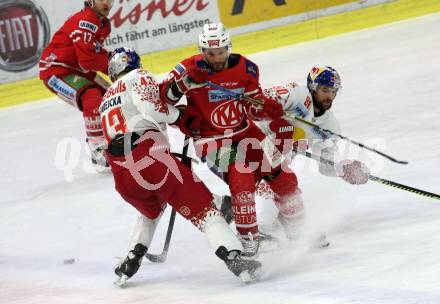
[336,160,370,185]
[175,66,208,94]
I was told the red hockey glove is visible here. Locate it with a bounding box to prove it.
[252,94,283,120]
[269,118,294,141]
[337,160,370,185]
[268,118,309,156]
[171,105,201,137]
[175,66,208,94]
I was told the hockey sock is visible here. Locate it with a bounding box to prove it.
[228,163,258,240]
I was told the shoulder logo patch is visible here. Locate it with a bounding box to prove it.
[79,20,98,33]
[245,60,258,77]
[174,63,186,75]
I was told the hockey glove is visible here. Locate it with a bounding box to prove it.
[269,118,294,141]
[251,94,284,120]
[268,118,306,155]
[171,105,201,137]
[337,160,370,185]
[175,66,208,94]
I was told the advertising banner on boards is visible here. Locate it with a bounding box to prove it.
[0,0,221,83]
[0,0,394,83]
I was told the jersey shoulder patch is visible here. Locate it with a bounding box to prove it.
[245,59,258,77]
[288,85,312,118]
[78,20,98,33]
[173,63,186,75]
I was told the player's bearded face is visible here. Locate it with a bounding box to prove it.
[314,85,338,111]
[94,0,114,17]
[203,47,229,71]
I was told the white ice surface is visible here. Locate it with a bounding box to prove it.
[1,13,440,304]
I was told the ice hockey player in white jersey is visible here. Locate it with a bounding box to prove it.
[220,66,370,246]
[100,47,262,285]
[260,65,370,183]
[254,66,370,245]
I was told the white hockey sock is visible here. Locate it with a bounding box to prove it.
[128,214,161,251]
[204,214,243,253]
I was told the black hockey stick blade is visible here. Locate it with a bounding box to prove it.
[296,149,439,201]
[368,175,440,200]
[145,209,177,263]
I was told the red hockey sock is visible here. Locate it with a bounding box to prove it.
[81,87,104,143]
[228,162,258,240]
[268,169,302,219]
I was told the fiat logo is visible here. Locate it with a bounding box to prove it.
[0,0,50,72]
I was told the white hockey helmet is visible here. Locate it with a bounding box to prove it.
[108,47,141,81]
[198,23,232,51]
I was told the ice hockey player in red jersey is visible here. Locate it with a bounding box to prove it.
[100,47,262,285]
[160,23,304,259]
[216,66,371,249]
[39,0,113,171]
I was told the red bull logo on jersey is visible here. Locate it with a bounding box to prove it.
[211,100,245,128]
[103,80,127,99]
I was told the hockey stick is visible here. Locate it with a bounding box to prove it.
[290,116,408,165]
[206,81,408,165]
[145,135,192,263]
[171,152,199,164]
[295,149,440,201]
[145,209,176,263]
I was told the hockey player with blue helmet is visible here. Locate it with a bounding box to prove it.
[101,47,262,286]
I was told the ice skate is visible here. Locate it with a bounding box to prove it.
[215,246,262,283]
[87,138,110,173]
[114,243,147,286]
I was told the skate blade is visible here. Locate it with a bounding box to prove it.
[239,265,262,284]
[312,240,330,249]
[311,234,330,249]
[114,275,129,287]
